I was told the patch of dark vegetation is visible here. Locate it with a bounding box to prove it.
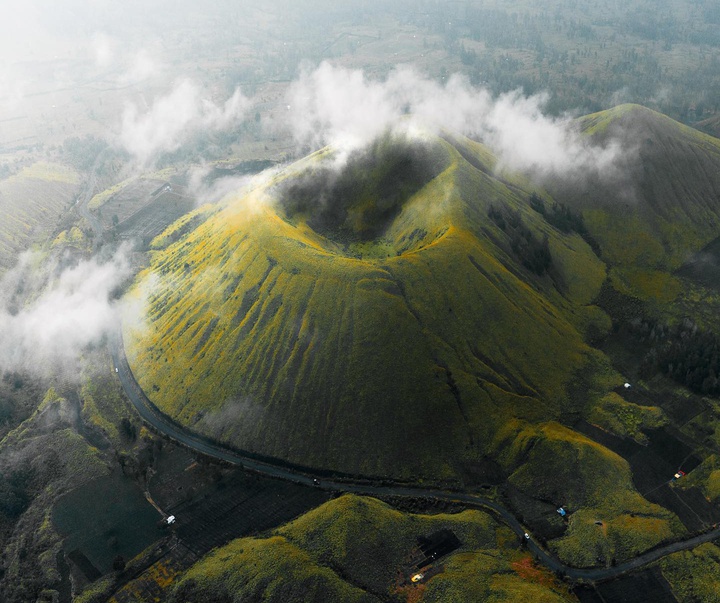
[397,227,429,253]
[574,585,605,603]
[53,473,163,574]
[594,279,645,327]
[381,496,468,515]
[222,272,244,302]
[120,418,138,443]
[0,469,33,519]
[436,359,473,445]
[573,420,644,459]
[192,317,220,357]
[620,427,701,495]
[644,427,700,470]
[276,131,443,243]
[230,260,276,331]
[205,160,276,181]
[488,204,552,275]
[67,549,102,582]
[469,341,538,398]
[152,212,215,250]
[442,133,491,175]
[624,316,720,396]
[254,294,284,333]
[645,483,720,531]
[528,192,601,255]
[615,383,706,425]
[115,191,196,249]
[0,372,44,438]
[596,423,703,506]
[529,192,582,233]
[458,456,505,487]
[411,529,462,570]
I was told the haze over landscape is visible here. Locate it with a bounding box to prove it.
[4,2,720,602]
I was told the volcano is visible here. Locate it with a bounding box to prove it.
[124,106,720,484]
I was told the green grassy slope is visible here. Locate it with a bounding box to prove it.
[168,494,573,603]
[124,133,603,481]
[496,420,681,566]
[565,104,720,273]
[124,110,720,481]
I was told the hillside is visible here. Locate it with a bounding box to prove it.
[168,494,573,603]
[122,107,720,478]
[124,130,607,482]
[556,105,720,287]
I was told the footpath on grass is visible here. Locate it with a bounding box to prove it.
[109,329,720,584]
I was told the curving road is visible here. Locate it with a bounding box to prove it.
[108,329,720,583]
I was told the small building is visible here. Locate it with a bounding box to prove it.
[166,515,176,525]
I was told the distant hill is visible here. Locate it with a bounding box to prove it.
[561,104,720,272]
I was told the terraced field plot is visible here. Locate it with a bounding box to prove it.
[169,471,331,555]
[109,542,199,603]
[0,162,79,271]
[53,472,163,575]
[576,567,678,602]
[114,190,195,248]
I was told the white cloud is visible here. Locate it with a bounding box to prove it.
[118,48,160,85]
[186,162,281,209]
[285,62,627,180]
[91,32,116,69]
[0,66,28,114]
[118,79,250,165]
[0,246,133,379]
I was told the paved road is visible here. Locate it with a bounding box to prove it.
[109,329,720,583]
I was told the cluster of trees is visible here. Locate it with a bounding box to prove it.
[528,193,601,255]
[528,193,585,234]
[488,205,552,276]
[0,469,33,519]
[627,317,720,395]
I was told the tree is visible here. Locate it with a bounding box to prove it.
[112,555,126,571]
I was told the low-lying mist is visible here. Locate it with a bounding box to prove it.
[0,245,134,381]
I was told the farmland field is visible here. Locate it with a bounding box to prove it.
[0,162,79,272]
[576,567,678,602]
[52,472,163,576]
